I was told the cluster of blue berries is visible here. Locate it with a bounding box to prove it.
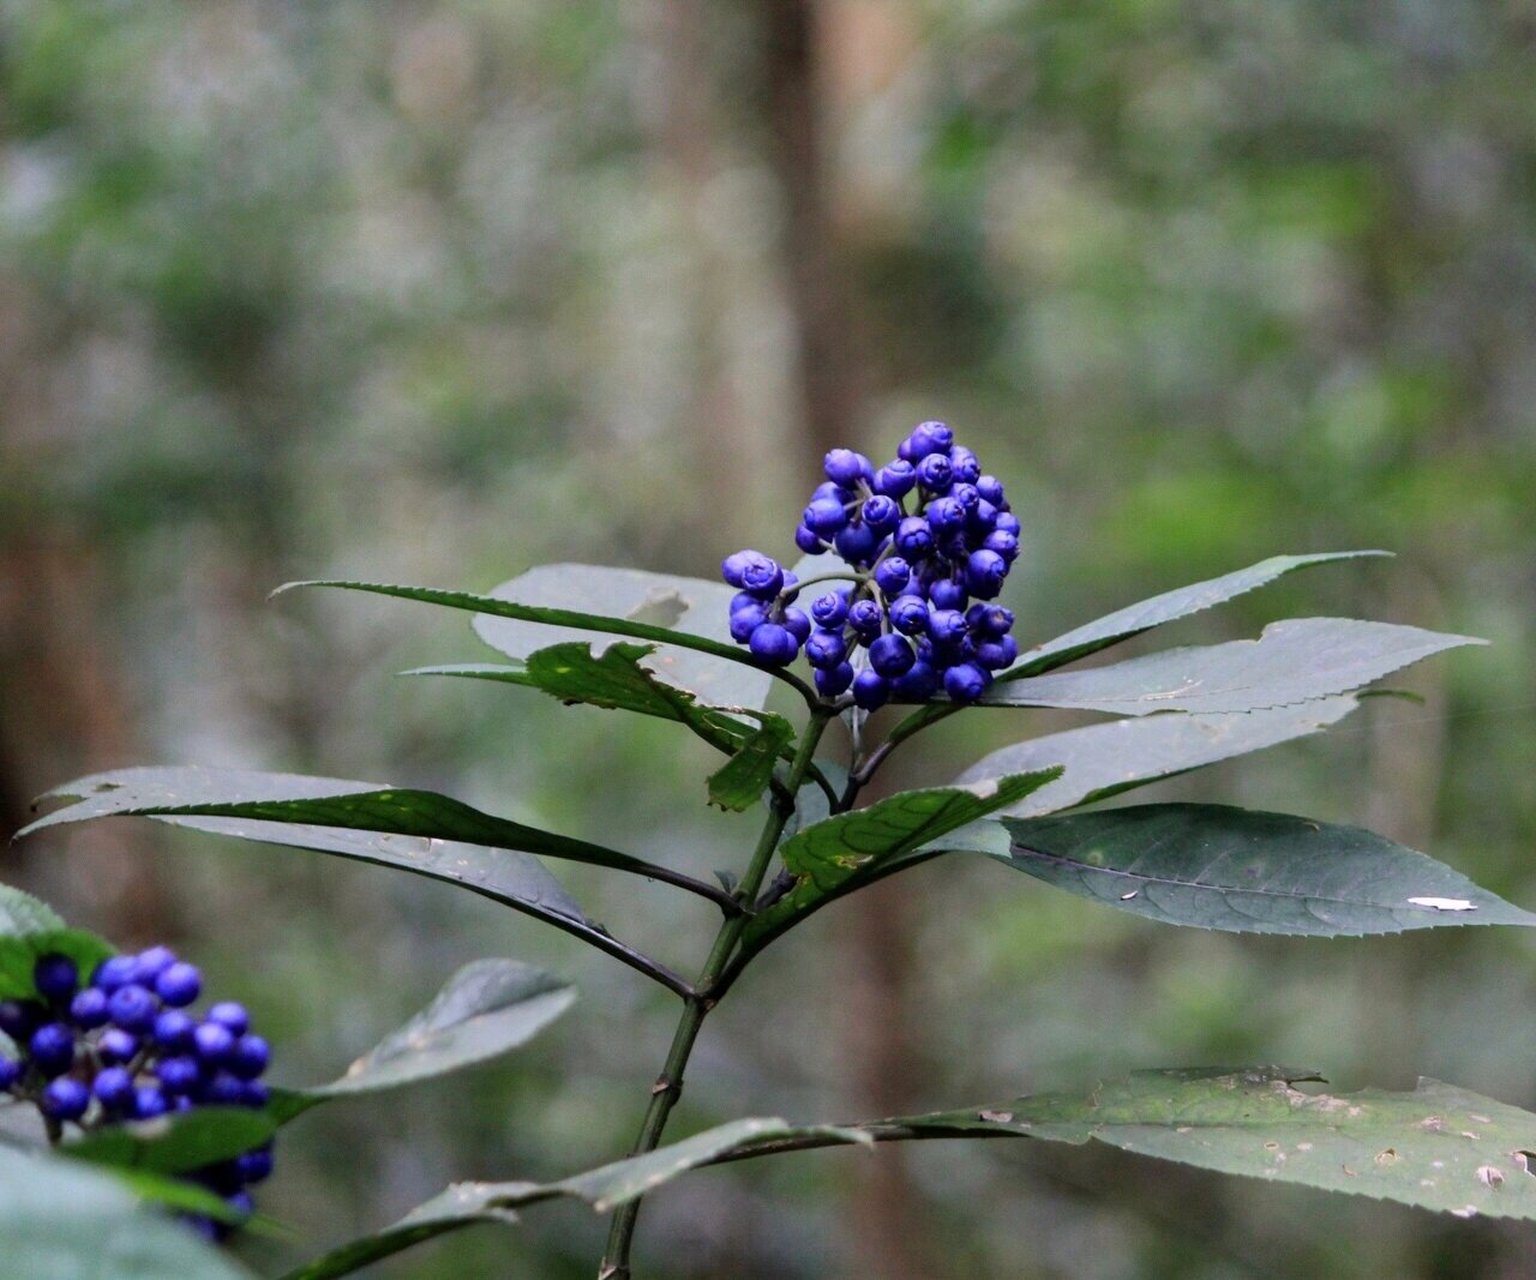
[0,948,273,1236]
[722,421,1020,708]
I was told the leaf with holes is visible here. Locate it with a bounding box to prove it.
[1008,551,1388,679]
[886,1068,1536,1219]
[997,804,1536,935]
[986,619,1482,713]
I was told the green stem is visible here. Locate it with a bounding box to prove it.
[598,708,834,1279]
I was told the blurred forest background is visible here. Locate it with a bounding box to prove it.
[3,1,1536,1277]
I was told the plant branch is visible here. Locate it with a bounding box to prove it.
[598,708,834,1279]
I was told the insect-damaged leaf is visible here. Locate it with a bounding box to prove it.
[986,618,1482,713]
[889,1068,1536,1220]
[997,804,1536,936]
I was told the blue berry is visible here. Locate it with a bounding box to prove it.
[41,1077,89,1121]
[133,1085,169,1120]
[794,523,824,554]
[202,1073,244,1106]
[873,459,915,498]
[851,669,890,710]
[93,1065,136,1111]
[98,1028,139,1065]
[994,511,1021,537]
[134,946,178,981]
[108,984,159,1033]
[159,1054,203,1096]
[893,517,933,558]
[781,607,811,643]
[93,955,142,993]
[810,590,849,628]
[976,474,1005,506]
[69,987,109,1029]
[832,522,879,565]
[738,554,784,600]
[929,578,968,611]
[888,595,930,635]
[239,1080,269,1109]
[236,1147,274,1184]
[802,496,847,537]
[873,556,911,596]
[900,420,954,460]
[861,494,901,532]
[944,663,990,702]
[0,1057,21,1091]
[983,529,1019,560]
[965,549,1008,599]
[728,601,769,642]
[0,999,43,1040]
[748,622,799,667]
[916,453,954,493]
[927,609,968,644]
[823,448,873,487]
[803,629,848,669]
[814,662,855,697]
[890,661,940,701]
[227,1035,270,1081]
[155,962,202,1008]
[33,954,79,1003]
[926,496,966,533]
[950,482,980,513]
[846,599,883,640]
[950,446,981,484]
[974,636,1019,671]
[974,605,1014,637]
[152,1009,196,1051]
[28,1023,76,1076]
[868,634,916,678]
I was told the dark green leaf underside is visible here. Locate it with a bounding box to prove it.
[999,804,1536,935]
[64,1107,275,1177]
[987,618,1482,713]
[1008,551,1388,679]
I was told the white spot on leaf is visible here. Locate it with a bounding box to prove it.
[1406,897,1476,911]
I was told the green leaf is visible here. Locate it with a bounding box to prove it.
[986,618,1483,713]
[955,695,1363,813]
[407,642,795,812]
[21,766,730,910]
[740,770,1064,952]
[276,960,574,1118]
[0,884,116,1002]
[64,1107,275,1176]
[0,1144,257,1280]
[278,1118,868,1280]
[149,817,687,995]
[277,567,778,709]
[999,804,1536,935]
[890,1068,1536,1220]
[1010,551,1389,678]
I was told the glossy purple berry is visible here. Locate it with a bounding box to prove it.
[823,448,873,487]
[33,955,79,1003]
[98,1028,139,1064]
[950,445,981,484]
[868,634,916,678]
[893,517,933,558]
[900,420,954,461]
[810,590,849,628]
[155,962,202,1008]
[236,1147,275,1184]
[748,622,799,666]
[983,529,1019,560]
[974,636,1019,671]
[0,999,42,1040]
[927,609,968,644]
[729,600,769,642]
[93,955,142,994]
[205,1002,249,1037]
[68,987,109,1029]
[93,1065,136,1111]
[976,474,1005,506]
[950,482,980,513]
[159,1054,203,1096]
[134,946,178,981]
[965,548,1008,599]
[846,598,883,640]
[943,662,990,702]
[969,604,1014,638]
[108,984,159,1033]
[888,595,929,635]
[890,661,940,701]
[861,494,901,532]
[152,1008,196,1051]
[833,521,879,565]
[915,453,954,493]
[929,578,967,610]
[739,554,784,600]
[239,1080,269,1109]
[194,1020,236,1065]
[873,459,916,498]
[41,1077,89,1121]
[925,496,965,532]
[0,1057,20,1091]
[851,669,890,710]
[132,1085,169,1119]
[28,1023,76,1076]
[794,523,824,553]
[994,511,1021,537]
[873,556,911,595]
[802,496,848,537]
[803,628,848,669]
[814,661,855,698]
[227,1035,270,1081]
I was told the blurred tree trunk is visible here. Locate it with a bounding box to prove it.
[757,3,934,1277]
